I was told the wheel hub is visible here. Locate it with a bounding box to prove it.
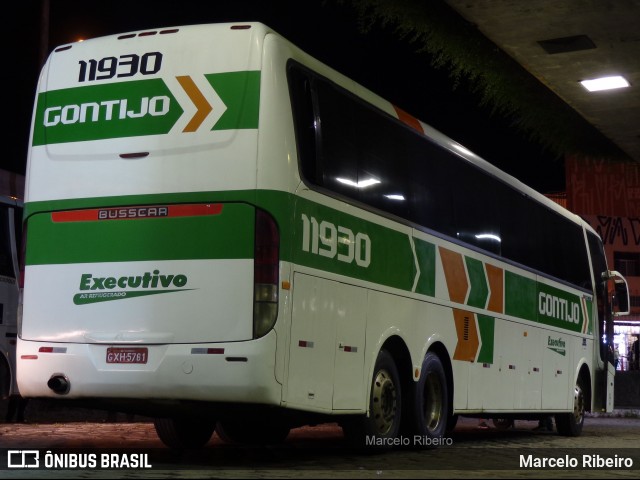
[371,369,397,435]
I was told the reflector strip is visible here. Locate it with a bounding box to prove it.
[21,355,38,360]
[298,340,314,348]
[38,347,67,353]
[191,348,225,355]
[52,203,223,222]
[342,346,358,353]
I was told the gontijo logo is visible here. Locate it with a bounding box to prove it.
[32,51,260,146]
[73,269,193,305]
[538,291,581,324]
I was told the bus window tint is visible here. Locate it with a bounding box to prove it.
[453,161,501,256]
[288,67,319,185]
[314,81,360,199]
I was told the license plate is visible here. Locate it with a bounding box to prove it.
[106,347,148,364]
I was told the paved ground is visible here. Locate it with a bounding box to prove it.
[1,412,639,479]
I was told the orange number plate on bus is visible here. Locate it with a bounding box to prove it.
[106,347,148,364]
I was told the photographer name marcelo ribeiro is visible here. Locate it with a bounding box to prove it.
[366,435,454,448]
[520,454,634,469]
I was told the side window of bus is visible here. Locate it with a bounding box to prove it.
[288,67,319,185]
[453,161,501,256]
[407,139,456,238]
[288,61,592,290]
[313,81,360,200]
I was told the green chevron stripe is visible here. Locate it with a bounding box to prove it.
[414,238,436,296]
[465,256,489,309]
[476,314,495,363]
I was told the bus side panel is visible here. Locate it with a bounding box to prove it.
[286,272,367,412]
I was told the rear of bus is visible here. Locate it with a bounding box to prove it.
[17,23,287,410]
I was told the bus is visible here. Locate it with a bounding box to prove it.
[18,22,629,448]
[0,169,24,404]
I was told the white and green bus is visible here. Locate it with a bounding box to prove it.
[18,22,629,448]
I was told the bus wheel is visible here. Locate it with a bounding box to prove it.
[555,379,585,436]
[153,417,216,449]
[411,352,448,445]
[343,349,401,448]
[216,418,290,445]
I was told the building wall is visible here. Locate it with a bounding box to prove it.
[565,155,640,371]
[566,155,640,217]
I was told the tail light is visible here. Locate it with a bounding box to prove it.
[253,209,279,338]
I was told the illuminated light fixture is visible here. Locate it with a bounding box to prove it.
[475,233,501,243]
[336,177,381,188]
[384,194,406,201]
[580,76,630,92]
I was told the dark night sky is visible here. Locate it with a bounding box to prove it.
[9,0,565,193]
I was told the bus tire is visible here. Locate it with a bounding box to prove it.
[343,349,401,449]
[555,379,586,436]
[216,418,290,445]
[409,352,448,446]
[153,417,216,449]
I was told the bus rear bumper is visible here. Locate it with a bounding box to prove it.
[16,332,281,406]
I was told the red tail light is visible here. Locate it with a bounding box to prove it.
[253,209,279,338]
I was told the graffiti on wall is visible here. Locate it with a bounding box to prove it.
[566,155,640,217]
[585,216,640,246]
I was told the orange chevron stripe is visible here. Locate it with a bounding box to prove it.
[176,75,213,132]
[452,309,479,362]
[439,247,468,304]
[485,263,504,313]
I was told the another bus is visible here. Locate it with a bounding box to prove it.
[0,169,24,404]
[18,22,629,448]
